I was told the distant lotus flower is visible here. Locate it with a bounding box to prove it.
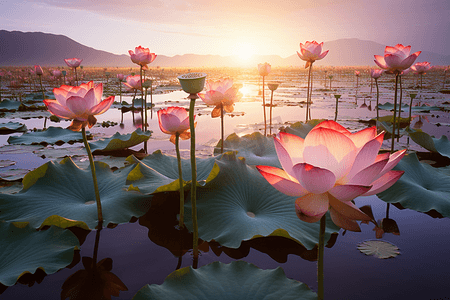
[258,63,271,76]
[129,46,157,70]
[52,70,62,77]
[123,75,143,91]
[297,41,329,69]
[257,120,405,231]
[374,44,421,74]
[158,106,193,144]
[64,58,82,69]
[34,65,43,76]
[411,62,431,75]
[198,78,241,118]
[355,71,360,76]
[43,81,114,131]
[117,74,125,81]
[199,78,242,154]
[370,69,383,79]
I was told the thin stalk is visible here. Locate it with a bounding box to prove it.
[82,127,103,228]
[408,96,414,125]
[318,214,326,300]
[188,95,199,266]
[375,79,379,121]
[38,75,45,101]
[334,97,338,122]
[391,74,399,153]
[386,203,390,219]
[262,76,266,136]
[150,81,153,119]
[74,68,78,86]
[92,221,102,268]
[270,90,274,135]
[306,65,312,121]
[175,133,185,229]
[309,64,314,120]
[397,76,403,142]
[220,103,224,154]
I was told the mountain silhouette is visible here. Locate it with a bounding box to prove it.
[1,30,448,67]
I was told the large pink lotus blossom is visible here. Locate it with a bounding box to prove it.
[158,106,194,144]
[129,46,157,70]
[198,78,242,118]
[256,120,406,231]
[411,61,432,75]
[297,41,329,68]
[43,81,114,131]
[123,75,143,91]
[64,58,82,69]
[258,63,271,76]
[370,69,383,79]
[374,44,421,74]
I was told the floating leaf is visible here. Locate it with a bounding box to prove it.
[89,129,152,152]
[0,222,79,286]
[7,127,89,146]
[282,119,325,138]
[214,132,281,167]
[406,128,450,159]
[133,261,317,300]
[377,153,450,218]
[184,152,339,249]
[0,157,150,229]
[357,240,400,259]
[0,99,21,111]
[376,102,409,111]
[126,150,220,194]
[0,122,27,134]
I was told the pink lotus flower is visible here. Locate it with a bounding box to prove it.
[123,75,143,91]
[411,62,431,74]
[258,63,271,76]
[158,106,194,144]
[297,41,329,68]
[117,74,125,81]
[370,69,383,79]
[64,58,82,69]
[198,78,242,118]
[52,70,62,77]
[355,71,360,76]
[374,44,421,74]
[43,81,114,131]
[256,120,406,231]
[34,65,43,76]
[129,46,157,70]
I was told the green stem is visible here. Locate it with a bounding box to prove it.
[82,127,103,229]
[309,63,314,120]
[188,95,198,266]
[397,76,403,142]
[262,76,266,136]
[375,79,379,122]
[175,133,185,228]
[140,66,147,154]
[391,74,399,153]
[221,103,224,154]
[334,97,338,122]
[306,64,313,121]
[74,68,78,86]
[270,90,274,135]
[92,221,102,268]
[318,214,326,300]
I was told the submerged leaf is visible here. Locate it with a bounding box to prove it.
[357,240,400,259]
[133,261,317,300]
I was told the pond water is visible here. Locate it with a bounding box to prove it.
[1,68,450,299]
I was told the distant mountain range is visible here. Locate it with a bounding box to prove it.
[1,30,449,67]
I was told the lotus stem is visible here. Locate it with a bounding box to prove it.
[397,76,403,142]
[309,64,314,120]
[270,90,274,135]
[318,214,326,300]
[391,74,399,153]
[74,67,78,86]
[92,221,102,268]
[306,64,313,121]
[386,203,390,219]
[188,95,199,266]
[82,127,103,229]
[262,75,267,136]
[334,98,338,122]
[38,75,45,101]
[175,132,185,229]
[375,78,379,121]
[221,103,224,154]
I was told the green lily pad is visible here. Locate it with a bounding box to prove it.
[282,119,325,138]
[126,150,220,194]
[406,129,450,159]
[7,127,89,146]
[0,157,150,229]
[0,222,79,286]
[184,152,339,249]
[0,168,30,181]
[133,261,317,300]
[0,100,21,111]
[89,129,152,152]
[214,132,281,168]
[357,240,400,259]
[376,121,407,136]
[0,122,27,134]
[377,153,450,218]
[376,102,409,111]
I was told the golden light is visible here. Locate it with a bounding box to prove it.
[233,42,256,61]
[239,84,252,97]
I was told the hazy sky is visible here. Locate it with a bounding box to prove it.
[1,0,449,58]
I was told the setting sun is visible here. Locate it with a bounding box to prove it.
[234,42,256,60]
